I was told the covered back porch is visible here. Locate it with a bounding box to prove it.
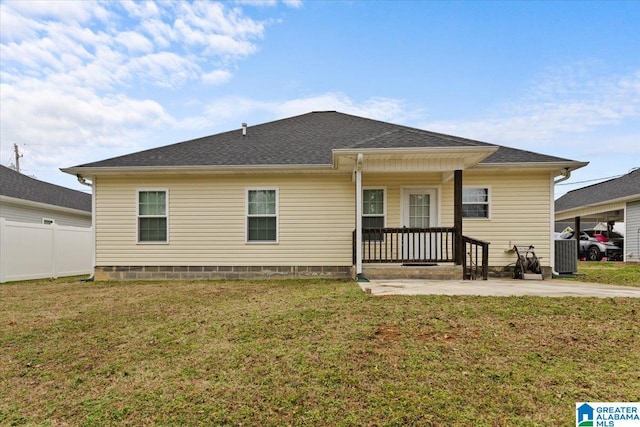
[333,146,496,281]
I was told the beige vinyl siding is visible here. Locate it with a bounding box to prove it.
[95,174,354,266]
[363,173,444,228]
[95,168,554,269]
[456,170,553,268]
[363,170,553,268]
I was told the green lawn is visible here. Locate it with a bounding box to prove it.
[1,278,639,426]
[566,262,640,287]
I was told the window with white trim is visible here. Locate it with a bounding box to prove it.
[138,190,168,242]
[363,188,385,240]
[462,187,490,218]
[247,189,278,242]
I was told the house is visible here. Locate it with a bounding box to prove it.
[555,167,640,262]
[0,165,93,283]
[61,111,587,281]
[0,165,91,227]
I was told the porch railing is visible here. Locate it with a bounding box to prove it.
[462,235,490,280]
[353,227,456,264]
[352,227,490,280]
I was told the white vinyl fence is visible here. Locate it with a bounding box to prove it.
[0,218,93,283]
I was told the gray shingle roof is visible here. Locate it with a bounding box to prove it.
[481,145,575,164]
[71,111,577,169]
[555,168,640,212]
[0,165,91,212]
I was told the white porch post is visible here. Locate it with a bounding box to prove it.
[355,153,363,275]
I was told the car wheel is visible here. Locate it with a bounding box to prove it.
[587,246,602,261]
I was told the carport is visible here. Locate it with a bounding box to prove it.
[555,168,640,263]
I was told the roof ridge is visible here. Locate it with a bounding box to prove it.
[343,129,401,149]
[330,111,497,147]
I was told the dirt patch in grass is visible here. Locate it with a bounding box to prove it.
[1,278,639,426]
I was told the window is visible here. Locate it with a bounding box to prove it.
[462,187,490,218]
[363,188,385,240]
[247,189,278,242]
[138,190,168,242]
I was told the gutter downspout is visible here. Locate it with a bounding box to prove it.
[554,168,571,184]
[355,154,363,277]
[77,174,95,281]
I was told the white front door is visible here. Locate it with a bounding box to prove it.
[402,188,437,261]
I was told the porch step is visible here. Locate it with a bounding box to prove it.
[362,264,463,280]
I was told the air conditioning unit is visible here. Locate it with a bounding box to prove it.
[555,239,578,274]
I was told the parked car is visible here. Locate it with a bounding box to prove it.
[582,228,624,252]
[556,231,623,261]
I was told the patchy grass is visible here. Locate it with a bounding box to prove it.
[1,278,639,426]
[566,262,640,287]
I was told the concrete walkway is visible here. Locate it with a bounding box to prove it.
[358,278,640,297]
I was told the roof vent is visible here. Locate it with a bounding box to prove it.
[242,123,247,136]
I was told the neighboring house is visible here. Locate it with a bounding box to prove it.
[61,111,587,280]
[0,165,91,227]
[555,168,640,262]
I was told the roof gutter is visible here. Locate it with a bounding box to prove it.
[475,161,589,171]
[61,164,337,176]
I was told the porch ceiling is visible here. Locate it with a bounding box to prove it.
[332,146,498,173]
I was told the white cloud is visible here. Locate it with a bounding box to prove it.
[0,0,293,188]
[1,79,171,149]
[119,0,161,20]
[235,0,302,8]
[202,69,234,85]
[180,2,264,37]
[283,0,303,8]
[129,52,201,88]
[421,67,640,148]
[4,0,101,23]
[115,31,154,53]
[1,1,270,90]
[175,92,417,133]
[0,3,40,42]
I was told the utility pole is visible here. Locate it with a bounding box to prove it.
[13,143,23,173]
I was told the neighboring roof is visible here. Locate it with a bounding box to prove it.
[555,168,640,212]
[66,111,580,171]
[0,165,91,213]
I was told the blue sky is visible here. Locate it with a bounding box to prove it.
[1,0,638,196]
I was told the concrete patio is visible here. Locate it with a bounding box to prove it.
[358,278,640,298]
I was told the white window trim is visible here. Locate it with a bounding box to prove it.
[245,187,279,244]
[362,187,386,243]
[400,186,440,227]
[42,218,55,225]
[136,188,169,244]
[362,186,387,235]
[462,186,491,220]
